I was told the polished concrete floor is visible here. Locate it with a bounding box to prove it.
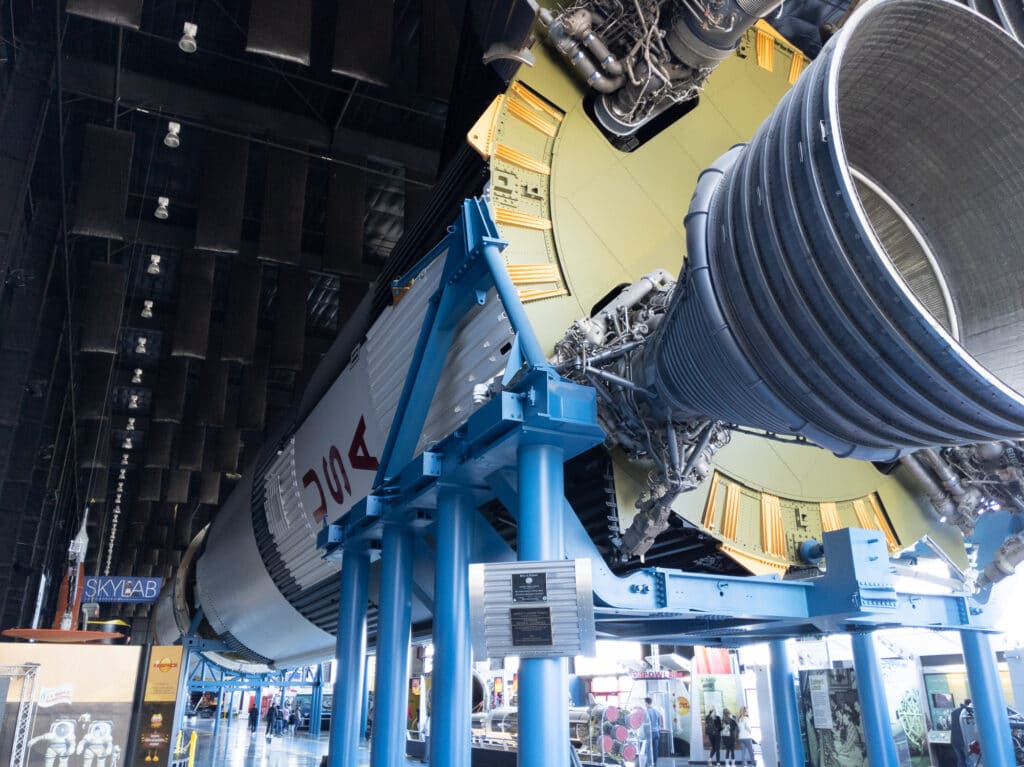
[185,717,700,766]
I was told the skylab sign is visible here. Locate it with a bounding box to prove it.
[83,576,163,603]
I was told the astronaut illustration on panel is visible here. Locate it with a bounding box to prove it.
[28,719,76,767]
[77,721,120,767]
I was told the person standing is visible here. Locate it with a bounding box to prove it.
[643,697,663,766]
[736,707,755,766]
[721,709,738,766]
[288,709,297,736]
[707,708,723,766]
[247,704,258,733]
[950,699,971,767]
[265,705,277,737]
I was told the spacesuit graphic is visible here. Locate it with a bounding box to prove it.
[76,722,119,767]
[28,720,76,767]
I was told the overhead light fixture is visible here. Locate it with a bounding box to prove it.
[135,336,148,354]
[141,300,154,319]
[128,394,140,410]
[126,417,136,431]
[179,22,198,53]
[154,196,170,220]
[116,482,124,492]
[131,367,143,384]
[115,493,122,504]
[121,453,130,465]
[164,121,181,148]
[147,254,162,275]
[122,436,133,450]
[118,469,126,480]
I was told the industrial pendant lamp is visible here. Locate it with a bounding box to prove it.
[179,22,198,53]
[164,121,181,148]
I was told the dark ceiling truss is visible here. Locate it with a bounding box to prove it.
[0,0,462,631]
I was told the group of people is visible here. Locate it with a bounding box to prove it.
[247,703,300,737]
[705,706,755,766]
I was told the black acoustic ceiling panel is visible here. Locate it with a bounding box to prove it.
[79,419,109,469]
[195,134,249,253]
[222,260,262,363]
[71,125,134,239]
[164,469,191,503]
[259,150,308,265]
[237,343,269,431]
[144,422,175,468]
[323,160,366,275]
[333,0,393,85]
[86,469,108,503]
[216,423,241,474]
[173,508,193,548]
[197,331,228,426]
[246,0,311,65]
[137,468,163,502]
[79,354,111,419]
[176,424,206,471]
[199,449,220,505]
[418,0,460,100]
[80,262,128,353]
[405,179,432,233]
[66,0,143,28]
[171,251,216,359]
[271,266,308,370]
[152,356,189,423]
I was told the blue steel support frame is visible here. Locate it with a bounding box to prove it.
[318,197,1010,767]
[370,525,415,767]
[431,490,474,766]
[850,633,899,767]
[361,655,371,743]
[212,688,224,741]
[961,630,1015,765]
[517,442,570,767]
[328,550,370,767]
[769,640,805,767]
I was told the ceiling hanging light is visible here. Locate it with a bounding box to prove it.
[164,121,181,148]
[122,436,133,450]
[154,196,170,220]
[179,22,198,53]
[147,254,162,275]
[116,482,124,493]
[135,336,148,354]
[121,453,130,465]
[128,394,140,410]
[126,417,136,431]
[118,469,126,480]
[131,367,143,384]
[141,300,154,319]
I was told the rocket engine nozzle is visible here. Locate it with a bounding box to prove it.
[651,0,1024,461]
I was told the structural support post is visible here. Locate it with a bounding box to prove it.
[961,630,1015,766]
[370,526,415,767]
[360,655,371,743]
[850,632,899,767]
[327,550,370,767]
[431,490,473,767]
[768,640,805,767]
[212,688,224,741]
[254,686,262,733]
[517,442,568,767]
[310,666,323,737]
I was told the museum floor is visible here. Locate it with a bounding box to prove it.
[187,718,696,766]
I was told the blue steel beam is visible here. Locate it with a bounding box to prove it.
[328,550,370,767]
[850,633,899,767]
[769,640,805,767]
[431,490,474,766]
[961,630,1016,766]
[517,442,570,767]
[370,526,415,767]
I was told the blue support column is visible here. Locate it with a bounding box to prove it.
[360,655,371,743]
[431,490,473,767]
[212,687,224,741]
[768,640,805,767]
[961,630,1015,766]
[370,526,415,767]
[850,632,899,767]
[517,442,569,767]
[310,666,323,737]
[328,550,370,767]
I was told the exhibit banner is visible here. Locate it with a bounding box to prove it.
[0,643,141,767]
[798,668,871,767]
[82,577,162,604]
[133,646,183,767]
[879,659,928,767]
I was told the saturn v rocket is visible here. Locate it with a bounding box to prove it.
[155,0,1024,669]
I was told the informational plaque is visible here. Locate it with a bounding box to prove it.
[469,559,595,659]
[510,607,553,646]
[808,672,834,730]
